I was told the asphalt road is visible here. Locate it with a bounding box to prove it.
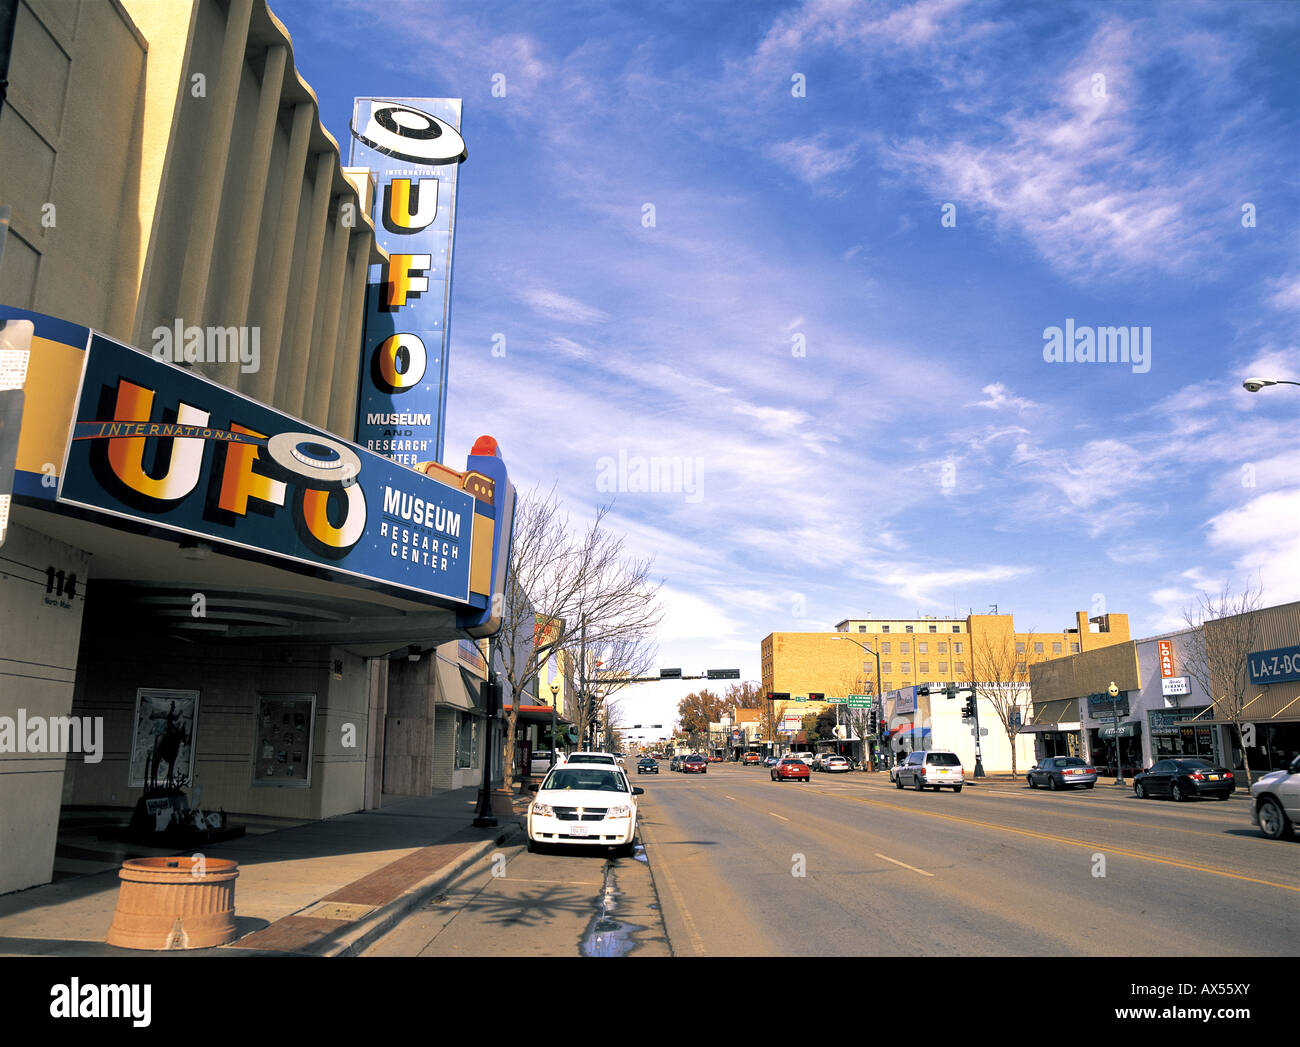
[637,762,1299,957]
[362,761,1296,958]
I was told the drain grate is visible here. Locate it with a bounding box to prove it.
[298,901,376,921]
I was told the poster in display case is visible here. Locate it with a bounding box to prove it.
[128,688,200,789]
[252,694,315,787]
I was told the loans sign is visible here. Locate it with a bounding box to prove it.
[58,332,474,605]
[349,98,466,466]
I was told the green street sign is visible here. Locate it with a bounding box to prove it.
[846,694,873,708]
[793,695,807,702]
[827,696,846,704]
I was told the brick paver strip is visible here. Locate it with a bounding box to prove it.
[323,836,480,907]
[236,915,351,953]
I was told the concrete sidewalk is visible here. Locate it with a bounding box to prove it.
[0,788,526,957]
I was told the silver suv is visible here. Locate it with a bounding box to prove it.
[896,749,964,792]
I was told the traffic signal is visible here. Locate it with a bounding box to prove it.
[962,696,976,719]
[808,692,825,702]
[917,686,931,696]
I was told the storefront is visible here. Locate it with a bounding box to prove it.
[0,306,515,894]
[1019,698,1081,760]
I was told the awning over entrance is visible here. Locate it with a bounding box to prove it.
[434,656,486,712]
[1019,698,1080,734]
[1099,721,1141,739]
[503,704,571,726]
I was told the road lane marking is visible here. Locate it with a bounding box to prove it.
[768,812,790,821]
[829,793,1300,894]
[725,795,738,801]
[874,853,934,877]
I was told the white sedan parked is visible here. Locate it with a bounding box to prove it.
[527,764,644,856]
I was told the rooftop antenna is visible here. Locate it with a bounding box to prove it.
[989,604,998,615]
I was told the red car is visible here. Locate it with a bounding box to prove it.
[771,757,810,782]
[680,754,708,774]
[741,752,762,765]
[708,754,722,763]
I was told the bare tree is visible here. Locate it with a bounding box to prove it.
[494,486,663,791]
[1182,578,1265,783]
[968,629,1035,776]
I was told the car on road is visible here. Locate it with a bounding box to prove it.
[794,751,816,766]
[763,755,779,768]
[889,755,911,783]
[636,757,659,774]
[823,756,851,773]
[680,754,708,774]
[771,756,811,782]
[742,751,762,765]
[1251,753,1300,840]
[527,764,644,856]
[896,750,964,792]
[565,751,621,767]
[1132,758,1234,801]
[1026,756,1097,790]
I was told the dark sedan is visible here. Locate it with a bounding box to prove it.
[1133,758,1235,801]
[680,754,708,774]
[1027,756,1097,790]
[637,757,659,774]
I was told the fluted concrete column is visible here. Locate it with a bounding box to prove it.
[327,234,372,438]
[303,205,352,428]
[245,101,312,406]
[174,0,254,333]
[277,151,335,418]
[218,43,286,392]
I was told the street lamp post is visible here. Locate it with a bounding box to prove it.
[549,682,559,762]
[831,635,880,772]
[1108,680,1125,785]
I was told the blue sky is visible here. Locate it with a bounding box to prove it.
[277,0,1300,732]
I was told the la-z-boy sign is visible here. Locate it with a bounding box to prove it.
[59,333,473,605]
[350,98,466,466]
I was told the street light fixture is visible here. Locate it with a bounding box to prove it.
[830,635,880,772]
[1108,680,1126,786]
[1242,377,1300,393]
[549,682,559,760]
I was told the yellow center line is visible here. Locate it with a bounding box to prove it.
[830,793,1300,894]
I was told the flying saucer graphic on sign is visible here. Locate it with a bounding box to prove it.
[350,99,467,165]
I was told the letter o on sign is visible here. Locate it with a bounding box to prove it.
[266,432,362,485]
[374,333,427,392]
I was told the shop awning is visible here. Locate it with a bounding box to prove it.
[503,704,571,726]
[1172,691,1300,726]
[1019,698,1079,733]
[435,656,483,712]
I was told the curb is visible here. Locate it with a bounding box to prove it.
[320,822,525,957]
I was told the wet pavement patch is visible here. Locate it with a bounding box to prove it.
[580,860,646,958]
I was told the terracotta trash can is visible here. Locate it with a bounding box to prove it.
[106,856,239,950]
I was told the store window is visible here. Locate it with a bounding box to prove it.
[455,713,479,769]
